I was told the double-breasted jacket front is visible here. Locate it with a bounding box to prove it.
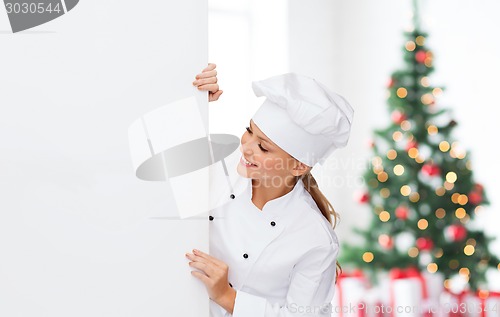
[209,176,339,317]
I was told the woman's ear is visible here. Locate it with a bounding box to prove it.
[291,161,311,177]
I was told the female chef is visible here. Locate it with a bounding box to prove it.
[186,64,354,317]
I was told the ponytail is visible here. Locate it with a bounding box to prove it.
[300,172,342,282]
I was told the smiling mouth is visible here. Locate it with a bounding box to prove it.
[241,156,257,167]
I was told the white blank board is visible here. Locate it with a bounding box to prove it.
[0,1,209,316]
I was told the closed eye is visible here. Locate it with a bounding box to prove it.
[246,127,268,152]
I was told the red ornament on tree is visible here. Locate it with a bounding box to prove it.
[468,191,483,205]
[473,183,484,193]
[416,237,434,251]
[406,140,418,151]
[367,139,375,148]
[378,234,394,250]
[395,206,409,220]
[421,163,441,177]
[415,50,427,63]
[388,77,396,88]
[357,192,370,204]
[391,110,407,124]
[445,224,467,242]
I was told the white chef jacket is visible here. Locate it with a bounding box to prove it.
[209,175,339,317]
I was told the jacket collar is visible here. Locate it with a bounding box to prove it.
[241,177,306,221]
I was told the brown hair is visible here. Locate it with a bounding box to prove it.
[300,172,342,282]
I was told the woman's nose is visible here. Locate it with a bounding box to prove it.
[240,132,257,154]
[240,143,253,155]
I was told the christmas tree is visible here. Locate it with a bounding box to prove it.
[340,2,500,291]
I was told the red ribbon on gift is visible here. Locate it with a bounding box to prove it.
[446,289,500,317]
[444,289,469,317]
[389,267,429,317]
[477,290,500,317]
[337,269,366,317]
[374,301,384,317]
[358,302,366,317]
[339,269,365,279]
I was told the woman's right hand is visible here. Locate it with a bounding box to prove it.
[193,63,223,102]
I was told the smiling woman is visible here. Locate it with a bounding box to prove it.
[236,119,307,195]
[191,66,354,317]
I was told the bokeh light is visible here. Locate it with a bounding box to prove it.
[427,263,438,273]
[394,164,405,176]
[401,185,411,196]
[363,252,374,263]
[418,219,428,230]
[439,141,450,152]
[435,208,446,219]
[464,245,475,256]
[379,211,391,222]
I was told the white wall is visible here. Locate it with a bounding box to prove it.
[288,0,500,276]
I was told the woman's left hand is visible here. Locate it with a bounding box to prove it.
[186,249,236,313]
[193,63,223,102]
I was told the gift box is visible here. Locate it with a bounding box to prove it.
[363,284,391,317]
[439,290,469,317]
[477,291,500,317]
[389,267,432,317]
[333,267,452,317]
[422,271,444,316]
[464,291,500,317]
[332,270,369,317]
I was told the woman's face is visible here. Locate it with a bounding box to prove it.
[237,119,306,186]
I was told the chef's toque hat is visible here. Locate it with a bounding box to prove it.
[251,73,354,167]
